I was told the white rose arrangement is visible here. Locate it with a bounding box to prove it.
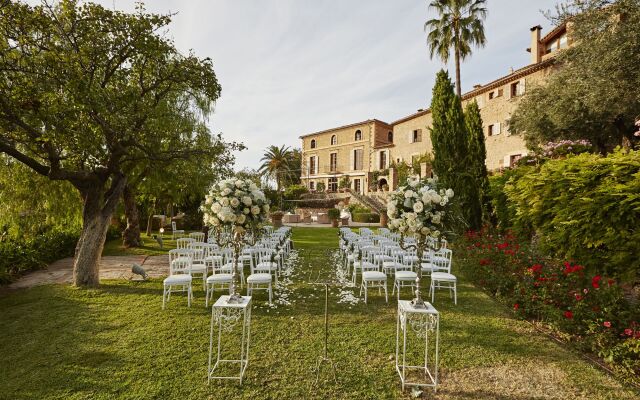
[386,177,453,240]
[202,179,270,233]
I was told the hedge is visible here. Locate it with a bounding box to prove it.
[352,213,380,223]
[491,149,640,283]
[0,230,80,284]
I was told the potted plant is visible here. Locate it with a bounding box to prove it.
[270,210,285,228]
[338,176,351,193]
[327,208,340,228]
[316,182,326,193]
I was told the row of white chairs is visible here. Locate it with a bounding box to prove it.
[339,228,457,305]
[162,227,292,309]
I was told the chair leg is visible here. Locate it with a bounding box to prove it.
[364,282,368,304]
[454,282,457,305]
[269,283,273,305]
[162,285,167,309]
[384,281,388,303]
[188,284,192,307]
[431,281,435,303]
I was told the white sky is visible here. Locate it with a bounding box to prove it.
[32,0,561,170]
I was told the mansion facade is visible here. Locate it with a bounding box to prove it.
[299,22,571,194]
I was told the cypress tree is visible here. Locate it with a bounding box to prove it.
[429,70,476,229]
[465,100,490,229]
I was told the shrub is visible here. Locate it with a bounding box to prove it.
[338,176,350,189]
[504,149,640,282]
[458,228,640,384]
[284,184,308,200]
[327,208,340,220]
[0,230,79,284]
[316,182,325,192]
[352,213,380,223]
[348,204,371,214]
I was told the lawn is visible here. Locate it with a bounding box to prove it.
[0,227,637,399]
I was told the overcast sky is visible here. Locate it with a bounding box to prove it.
[39,0,561,170]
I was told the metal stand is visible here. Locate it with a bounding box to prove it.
[395,300,440,392]
[312,282,337,387]
[208,295,252,385]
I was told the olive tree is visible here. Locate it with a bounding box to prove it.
[0,1,225,286]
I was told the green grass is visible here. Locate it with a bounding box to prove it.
[0,227,637,399]
[102,232,189,256]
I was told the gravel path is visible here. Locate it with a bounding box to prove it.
[6,255,169,290]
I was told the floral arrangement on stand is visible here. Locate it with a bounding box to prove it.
[386,176,454,307]
[202,178,270,303]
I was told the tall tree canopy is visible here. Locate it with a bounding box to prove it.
[0,1,232,286]
[510,0,640,152]
[425,0,487,97]
[258,145,296,192]
[465,100,489,228]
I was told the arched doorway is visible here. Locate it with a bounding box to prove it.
[378,178,388,190]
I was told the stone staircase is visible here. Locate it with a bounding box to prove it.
[349,190,386,214]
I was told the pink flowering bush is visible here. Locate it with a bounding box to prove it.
[459,228,640,383]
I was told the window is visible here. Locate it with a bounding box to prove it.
[510,154,523,166]
[353,149,363,170]
[309,156,316,175]
[328,177,338,192]
[379,151,387,169]
[330,135,337,145]
[510,80,525,97]
[330,153,337,172]
[488,122,502,137]
[497,88,504,97]
[310,139,316,149]
[353,179,361,194]
[412,129,422,143]
[489,91,495,100]
[354,130,362,141]
[388,131,393,142]
[309,181,315,190]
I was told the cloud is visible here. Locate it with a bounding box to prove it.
[30,0,560,170]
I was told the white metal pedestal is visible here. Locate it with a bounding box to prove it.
[208,295,252,385]
[395,300,440,392]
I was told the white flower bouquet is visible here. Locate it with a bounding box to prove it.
[202,179,270,234]
[386,177,453,240]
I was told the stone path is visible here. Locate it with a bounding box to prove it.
[6,255,170,290]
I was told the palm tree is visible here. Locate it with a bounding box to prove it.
[425,0,488,97]
[258,145,293,192]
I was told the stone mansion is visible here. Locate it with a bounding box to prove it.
[299,22,570,195]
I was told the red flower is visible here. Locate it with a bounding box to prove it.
[496,242,509,250]
[624,328,633,336]
[607,279,615,287]
[592,275,602,289]
[564,310,573,319]
[574,293,583,301]
[603,321,611,328]
[479,258,492,266]
[530,264,543,274]
[514,303,520,311]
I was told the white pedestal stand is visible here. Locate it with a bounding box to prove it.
[208,295,252,385]
[395,300,440,392]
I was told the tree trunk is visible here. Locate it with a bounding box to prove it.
[455,43,462,98]
[122,184,142,248]
[73,176,126,287]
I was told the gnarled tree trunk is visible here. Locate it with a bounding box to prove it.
[122,184,142,248]
[73,175,126,287]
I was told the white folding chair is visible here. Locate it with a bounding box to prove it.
[171,221,185,239]
[359,261,388,304]
[163,249,193,309]
[429,249,457,304]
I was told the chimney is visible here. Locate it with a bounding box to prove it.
[473,84,482,89]
[530,25,542,64]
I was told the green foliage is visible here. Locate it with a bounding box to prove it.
[258,145,298,191]
[327,208,340,220]
[430,70,473,230]
[425,0,487,96]
[465,101,488,229]
[338,176,350,189]
[347,204,371,214]
[283,184,309,201]
[316,182,325,192]
[352,213,380,223]
[0,158,82,238]
[0,230,79,284]
[503,150,640,282]
[510,0,640,151]
[458,229,640,383]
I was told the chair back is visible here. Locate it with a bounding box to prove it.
[187,242,207,262]
[432,248,452,273]
[172,221,177,231]
[189,232,205,242]
[168,249,193,275]
[176,237,195,249]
